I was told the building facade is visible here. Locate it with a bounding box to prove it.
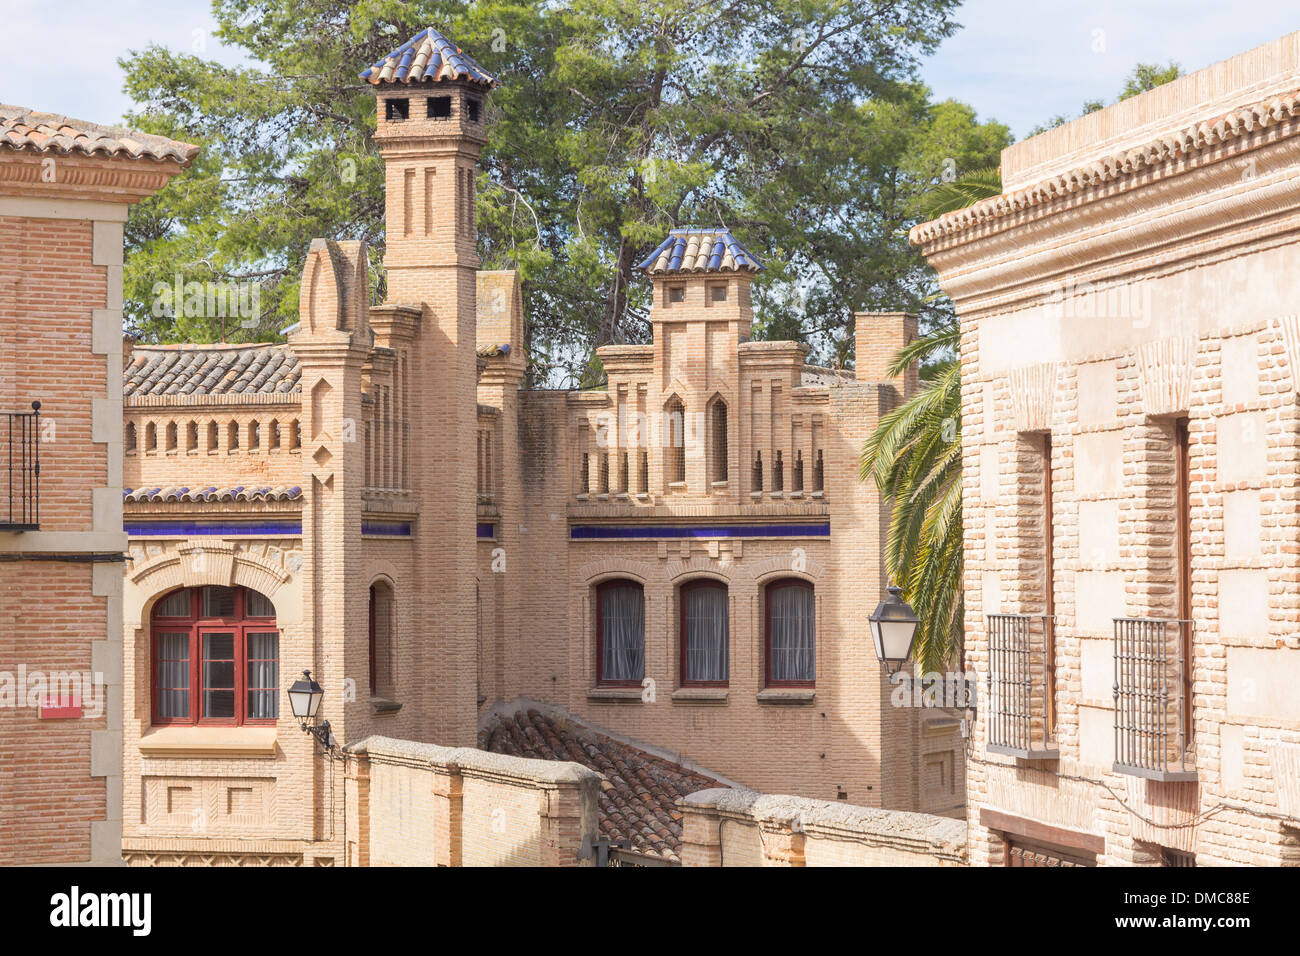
[0,106,194,864]
[118,27,961,866]
[913,32,1300,865]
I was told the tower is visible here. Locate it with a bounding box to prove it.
[361,28,497,745]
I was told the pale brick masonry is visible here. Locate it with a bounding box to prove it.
[913,30,1300,866]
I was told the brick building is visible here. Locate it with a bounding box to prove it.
[912,31,1300,865]
[0,107,194,864]
[117,26,961,866]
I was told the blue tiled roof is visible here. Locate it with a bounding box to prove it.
[360,27,496,87]
[636,229,764,275]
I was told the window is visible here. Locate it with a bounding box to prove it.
[681,581,729,685]
[369,581,394,697]
[665,398,685,484]
[668,285,685,305]
[596,580,645,684]
[125,422,137,454]
[708,282,727,303]
[1174,416,1193,741]
[466,96,481,122]
[1042,434,1056,735]
[385,97,409,121]
[427,96,451,119]
[710,398,728,484]
[150,586,279,725]
[766,579,815,685]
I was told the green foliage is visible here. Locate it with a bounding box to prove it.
[921,165,1000,219]
[119,0,1008,385]
[859,322,962,671]
[1026,60,1184,137]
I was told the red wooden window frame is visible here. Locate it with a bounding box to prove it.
[764,578,815,688]
[679,579,729,687]
[595,579,645,686]
[150,586,279,727]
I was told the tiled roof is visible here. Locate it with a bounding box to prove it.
[124,485,302,503]
[637,228,764,275]
[125,344,301,397]
[0,104,198,163]
[910,88,1300,245]
[360,27,496,87]
[479,708,725,862]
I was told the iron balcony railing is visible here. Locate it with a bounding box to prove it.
[2,402,40,531]
[1113,617,1196,782]
[986,614,1059,761]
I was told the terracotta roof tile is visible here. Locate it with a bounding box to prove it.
[637,228,764,275]
[124,485,302,503]
[479,708,725,862]
[0,104,198,163]
[125,344,300,397]
[360,26,496,87]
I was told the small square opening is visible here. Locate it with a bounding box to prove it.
[708,282,728,304]
[385,98,409,121]
[427,96,452,119]
[668,285,686,305]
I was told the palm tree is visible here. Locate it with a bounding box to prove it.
[860,322,963,672]
[859,168,1002,673]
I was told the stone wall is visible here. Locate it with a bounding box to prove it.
[679,787,967,866]
[344,735,601,866]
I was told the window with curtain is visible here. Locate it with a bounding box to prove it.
[150,586,279,725]
[597,580,645,684]
[681,581,729,685]
[766,579,815,685]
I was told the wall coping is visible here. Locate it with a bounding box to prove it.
[348,735,603,787]
[682,787,967,859]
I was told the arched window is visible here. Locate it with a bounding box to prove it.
[680,580,729,685]
[766,579,815,686]
[369,580,395,698]
[664,398,686,485]
[151,585,279,725]
[596,580,645,685]
[709,397,728,484]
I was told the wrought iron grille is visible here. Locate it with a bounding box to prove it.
[2,402,40,531]
[986,614,1058,760]
[1113,617,1196,781]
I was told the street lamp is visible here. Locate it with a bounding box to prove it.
[287,670,334,753]
[869,584,920,675]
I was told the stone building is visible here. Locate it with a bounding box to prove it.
[118,26,961,866]
[912,31,1300,865]
[0,106,195,864]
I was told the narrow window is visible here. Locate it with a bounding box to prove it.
[385,97,409,121]
[681,581,729,685]
[774,450,784,491]
[752,451,763,492]
[581,452,591,493]
[793,450,804,491]
[1043,434,1056,736]
[665,398,685,484]
[186,421,199,452]
[1175,417,1193,741]
[145,422,157,452]
[427,96,451,119]
[125,422,137,454]
[249,420,260,451]
[813,449,824,491]
[710,399,728,484]
[466,97,481,122]
[597,581,645,684]
[227,421,239,451]
[165,422,177,452]
[766,579,815,685]
[207,421,218,452]
[369,581,394,697]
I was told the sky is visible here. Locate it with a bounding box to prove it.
[4,1,1299,141]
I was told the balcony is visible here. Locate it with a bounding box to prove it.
[1,402,40,531]
[1113,617,1197,782]
[986,614,1059,761]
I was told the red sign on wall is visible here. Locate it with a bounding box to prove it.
[39,696,83,719]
